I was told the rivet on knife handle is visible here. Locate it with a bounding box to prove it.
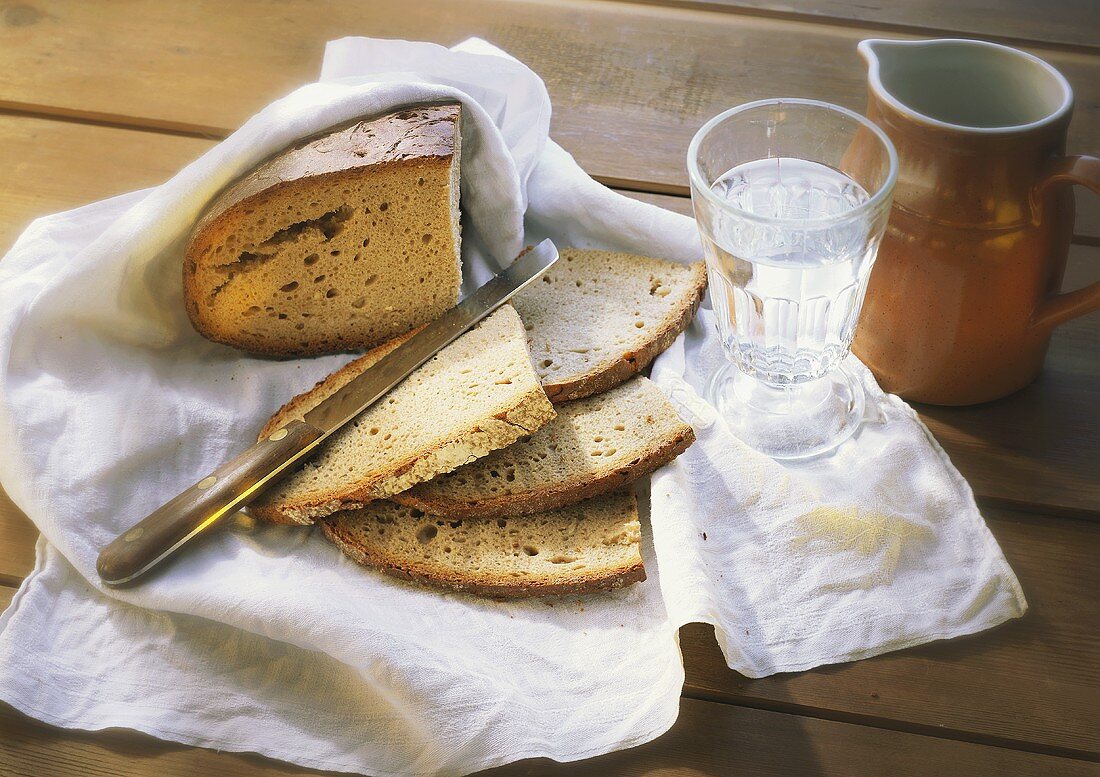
[95,419,325,586]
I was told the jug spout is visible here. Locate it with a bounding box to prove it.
[857,38,1072,133]
[857,39,906,115]
[857,38,895,77]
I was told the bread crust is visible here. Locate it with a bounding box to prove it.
[393,424,694,519]
[185,162,456,358]
[249,331,418,525]
[320,494,647,599]
[252,386,553,525]
[184,104,461,357]
[193,104,460,240]
[250,306,556,525]
[540,260,708,403]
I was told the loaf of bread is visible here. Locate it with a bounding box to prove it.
[514,248,707,402]
[395,376,693,519]
[185,104,462,356]
[322,490,645,598]
[250,305,555,525]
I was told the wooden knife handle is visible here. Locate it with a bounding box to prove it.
[96,419,326,586]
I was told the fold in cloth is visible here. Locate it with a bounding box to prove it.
[0,37,1024,776]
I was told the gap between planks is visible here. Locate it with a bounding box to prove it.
[0,0,1096,247]
[0,103,1096,250]
[0,101,227,141]
[0,112,1095,517]
[607,0,1100,56]
[679,679,1100,763]
[1,501,1097,759]
[0,579,1095,768]
[1,693,1097,777]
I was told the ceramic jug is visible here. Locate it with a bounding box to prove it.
[851,39,1100,405]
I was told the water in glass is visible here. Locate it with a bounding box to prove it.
[703,157,875,386]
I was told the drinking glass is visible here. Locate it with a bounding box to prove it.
[687,99,898,459]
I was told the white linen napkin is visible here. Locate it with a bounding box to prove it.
[650,316,1026,676]
[0,37,1024,776]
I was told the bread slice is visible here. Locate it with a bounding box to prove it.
[251,305,555,525]
[514,248,707,403]
[321,490,645,598]
[185,103,462,356]
[395,377,693,519]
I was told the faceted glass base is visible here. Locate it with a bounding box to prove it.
[706,361,865,460]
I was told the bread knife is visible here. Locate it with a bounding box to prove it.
[96,239,559,586]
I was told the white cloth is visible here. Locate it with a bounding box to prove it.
[651,321,1026,676]
[0,37,1025,776]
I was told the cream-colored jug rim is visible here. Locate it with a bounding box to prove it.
[859,38,1073,135]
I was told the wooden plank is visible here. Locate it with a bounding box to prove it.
[623,0,1100,52]
[0,488,35,587]
[1,474,1098,755]
[1,696,1097,777]
[632,189,1100,517]
[1,0,1099,241]
[0,116,212,254]
[916,305,1100,517]
[681,507,1100,758]
[0,584,14,611]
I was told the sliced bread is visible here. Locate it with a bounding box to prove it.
[321,490,645,598]
[395,376,694,519]
[185,103,462,356]
[514,248,707,403]
[251,305,555,525]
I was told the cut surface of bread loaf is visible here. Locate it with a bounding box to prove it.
[185,103,462,356]
[396,377,693,519]
[251,305,555,525]
[513,248,707,403]
[321,490,645,598]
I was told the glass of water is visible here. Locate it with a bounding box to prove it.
[687,99,897,459]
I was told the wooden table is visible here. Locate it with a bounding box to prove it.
[1,1,1098,774]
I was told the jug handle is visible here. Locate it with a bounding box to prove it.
[1030,155,1100,332]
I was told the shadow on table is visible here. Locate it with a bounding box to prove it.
[480,694,826,776]
[0,700,346,776]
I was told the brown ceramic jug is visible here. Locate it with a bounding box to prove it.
[852,39,1100,406]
